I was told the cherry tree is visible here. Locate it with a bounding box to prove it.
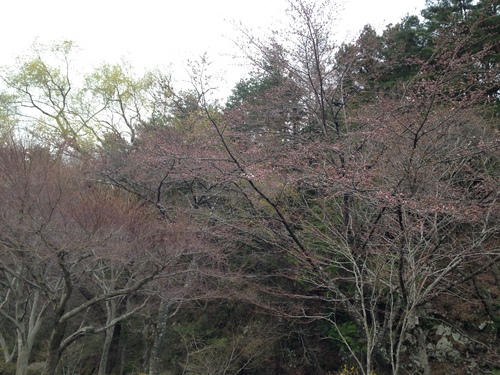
[0,137,216,375]
[209,0,500,373]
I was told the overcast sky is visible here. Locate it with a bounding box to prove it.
[1,0,425,97]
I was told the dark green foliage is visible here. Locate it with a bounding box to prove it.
[327,321,366,354]
[226,42,289,110]
[225,75,279,109]
[380,16,434,84]
[151,301,286,375]
[422,0,477,32]
[335,0,499,106]
[0,361,16,375]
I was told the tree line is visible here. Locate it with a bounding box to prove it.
[0,0,498,374]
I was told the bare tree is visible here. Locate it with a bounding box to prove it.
[0,139,217,375]
[204,2,500,373]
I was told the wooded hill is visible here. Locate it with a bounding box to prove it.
[0,0,498,374]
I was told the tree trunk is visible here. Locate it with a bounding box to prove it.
[43,321,67,375]
[16,290,46,375]
[16,330,40,375]
[98,299,117,375]
[415,328,431,375]
[106,322,122,374]
[15,346,30,375]
[148,300,170,375]
[98,326,115,375]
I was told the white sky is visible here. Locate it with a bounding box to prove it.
[1,0,425,98]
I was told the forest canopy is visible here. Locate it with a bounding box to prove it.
[0,1,498,375]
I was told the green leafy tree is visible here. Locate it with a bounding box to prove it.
[83,61,156,144]
[1,41,159,154]
[422,0,477,32]
[1,41,97,152]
